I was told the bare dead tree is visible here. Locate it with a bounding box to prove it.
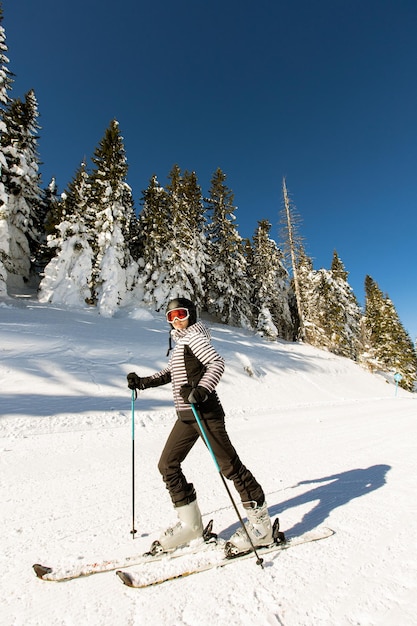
[280,178,305,339]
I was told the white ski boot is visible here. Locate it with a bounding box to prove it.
[156,499,204,552]
[225,501,273,556]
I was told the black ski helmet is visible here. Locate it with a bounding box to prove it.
[166,297,197,326]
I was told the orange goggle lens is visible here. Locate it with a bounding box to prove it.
[166,308,189,323]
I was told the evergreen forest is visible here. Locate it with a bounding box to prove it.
[0,5,415,391]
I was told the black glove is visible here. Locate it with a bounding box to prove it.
[127,372,145,390]
[188,386,208,405]
[180,384,193,402]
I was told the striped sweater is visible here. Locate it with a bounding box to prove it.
[143,321,225,421]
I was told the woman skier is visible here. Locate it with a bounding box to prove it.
[127,297,272,555]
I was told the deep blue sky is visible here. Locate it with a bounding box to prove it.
[4,0,417,340]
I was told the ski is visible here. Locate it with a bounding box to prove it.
[33,520,217,582]
[116,526,335,588]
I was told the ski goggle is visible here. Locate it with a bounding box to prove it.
[166,308,190,323]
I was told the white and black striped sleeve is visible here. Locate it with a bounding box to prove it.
[188,334,224,393]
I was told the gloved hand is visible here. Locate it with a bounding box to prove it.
[180,384,193,402]
[188,386,208,405]
[127,372,144,390]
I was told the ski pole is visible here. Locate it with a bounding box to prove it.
[130,389,137,538]
[190,403,264,568]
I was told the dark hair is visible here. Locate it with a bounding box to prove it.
[166,297,197,326]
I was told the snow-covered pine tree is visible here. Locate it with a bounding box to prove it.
[38,161,94,306]
[37,177,64,272]
[360,275,417,391]
[327,251,361,358]
[174,168,207,304]
[303,269,332,348]
[0,5,12,109]
[296,250,361,357]
[138,165,208,311]
[137,173,170,308]
[88,120,138,316]
[249,219,293,340]
[205,167,252,328]
[0,3,12,296]
[125,202,141,265]
[0,89,43,291]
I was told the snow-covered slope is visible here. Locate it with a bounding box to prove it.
[1,299,416,625]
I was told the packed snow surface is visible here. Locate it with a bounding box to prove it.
[1,297,416,626]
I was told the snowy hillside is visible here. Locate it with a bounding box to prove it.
[1,298,416,625]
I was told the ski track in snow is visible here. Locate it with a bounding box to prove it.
[0,300,416,626]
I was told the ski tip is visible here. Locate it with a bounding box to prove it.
[116,570,134,587]
[33,564,52,579]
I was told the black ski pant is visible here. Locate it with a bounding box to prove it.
[158,417,265,507]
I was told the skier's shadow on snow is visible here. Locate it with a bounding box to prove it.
[270,464,391,537]
[223,464,391,538]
